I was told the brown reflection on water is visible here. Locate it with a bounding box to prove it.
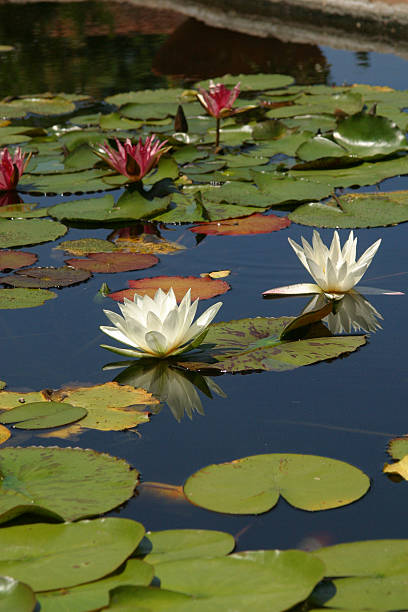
[152,17,329,84]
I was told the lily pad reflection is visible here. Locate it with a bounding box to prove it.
[106,359,226,422]
[302,292,384,334]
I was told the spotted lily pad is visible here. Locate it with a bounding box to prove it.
[0,250,37,271]
[0,518,144,591]
[0,219,67,248]
[56,238,118,255]
[0,288,56,309]
[190,213,290,235]
[184,453,370,514]
[0,401,87,430]
[1,266,91,288]
[109,276,230,303]
[0,446,138,522]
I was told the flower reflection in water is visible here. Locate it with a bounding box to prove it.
[106,359,226,422]
[303,291,383,334]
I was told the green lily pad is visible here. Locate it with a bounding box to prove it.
[106,88,186,106]
[253,174,333,205]
[37,558,153,612]
[120,102,179,121]
[0,96,75,119]
[0,518,144,591]
[0,288,56,309]
[333,111,407,158]
[0,577,36,612]
[0,203,48,219]
[296,91,364,115]
[0,250,37,271]
[56,238,118,255]
[184,453,369,515]
[0,401,87,429]
[0,446,138,522]
[194,316,366,372]
[289,191,408,228]
[153,549,324,611]
[199,182,275,208]
[1,266,92,288]
[172,145,208,165]
[107,585,192,610]
[196,73,294,91]
[49,193,170,223]
[387,436,408,460]
[64,143,101,170]
[134,529,235,565]
[99,112,142,130]
[19,169,114,194]
[0,219,67,248]
[296,134,348,161]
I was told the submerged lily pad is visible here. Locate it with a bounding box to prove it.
[0,250,37,271]
[184,453,370,514]
[0,446,138,522]
[1,266,91,288]
[0,401,87,430]
[0,518,144,591]
[0,288,56,309]
[66,252,159,274]
[0,219,67,248]
[110,276,230,303]
[190,213,290,235]
[289,191,408,228]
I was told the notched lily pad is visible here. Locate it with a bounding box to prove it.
[0,288,56,309]
[1,266,91,288]
[109,275,230,303]
[184,453,370,514]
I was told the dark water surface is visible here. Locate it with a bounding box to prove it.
[1,2,408,552]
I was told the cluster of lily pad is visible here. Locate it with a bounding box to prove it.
[1,73,408,610]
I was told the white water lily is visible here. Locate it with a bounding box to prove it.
[264,230,382,300]
[100,287,222,358]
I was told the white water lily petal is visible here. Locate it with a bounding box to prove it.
[100,288,223,358]
[263,283,322,296]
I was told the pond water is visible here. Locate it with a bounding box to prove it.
[1,0,408,560]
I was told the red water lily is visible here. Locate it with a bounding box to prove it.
[0,147,31,191]
[197,81,240,149]
[97,135,170,182]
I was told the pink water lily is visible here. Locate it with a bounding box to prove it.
[97,135,170,182]
[0,147,31,191]
[197,81,240,149]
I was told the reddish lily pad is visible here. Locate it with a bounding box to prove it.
[1,266,92,288]
[65,252,159,274]
[190,213,290,236]
[109,276,230,303]
[0,250,37,271]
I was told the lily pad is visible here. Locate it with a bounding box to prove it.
[0,219,67,248]
[134,529,235,565]
[0,401,87,430]
[19,169,113,194]
[0,250,37,271]
[66,252,159,274]
[190,213,290,235]
[153,549,324,611]
[37,558,153,612]
[0,446,138,522]
[0,288,56,309]
[196,73,294,91]
[56,238,118,255]
[253,174,333,205]
[0,426,10,445]
[107,585,192,610]
[110,276,230,303]
[1,266,91,288]
[0,518,144,591]
[184,453,370,514]
[289,191,408,228]
[0,577,36,612]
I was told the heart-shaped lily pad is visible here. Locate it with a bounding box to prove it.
[184,453,370,514]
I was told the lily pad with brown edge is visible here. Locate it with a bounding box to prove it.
[108,230,185,255]
[289,191,408,228]
[0,446,139,523]
[0,203,48,219]
[36,558,153,612]
[65,252,159,274]
[134,529,235,565]
[1,266,92,289]
[50,382,158,431]
[0,401,87,430]
[0,576,36,612]
[0,389,49,410]
[0,250,37,271]
[311,540,408,611]
[110,276,230,303]
[152,549,324,612]
[56,238,118,256]
[0,288,57,309]
[0,518,144,592]
[333,110,407,159]
[180,316,365,373]
[48,192,171,223]
[0,219,67,248]
[0,425,10,445]
[183,453,370,515]
[190,213,290,236]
